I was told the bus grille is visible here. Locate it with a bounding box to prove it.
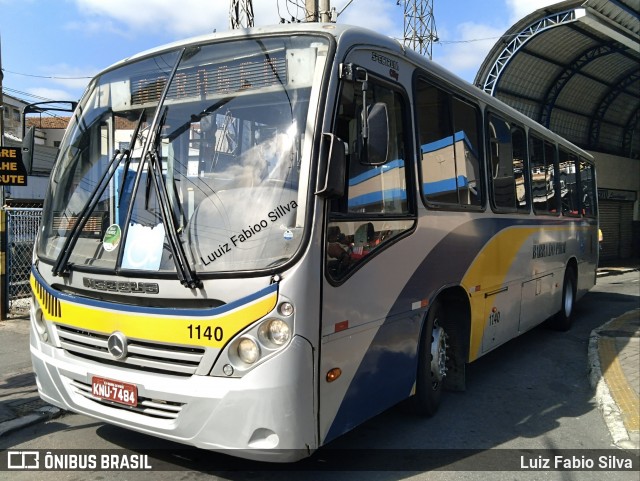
[56,324,205,376]
[68,379,185,420]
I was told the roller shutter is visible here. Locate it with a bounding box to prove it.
[599,199,634,260]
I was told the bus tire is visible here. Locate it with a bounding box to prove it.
[549,267,577,331]
[414,300,448,416]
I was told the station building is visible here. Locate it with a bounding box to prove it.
[475,0,639,261]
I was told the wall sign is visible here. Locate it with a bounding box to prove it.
[0,147,28,186]
[598,188,636,202]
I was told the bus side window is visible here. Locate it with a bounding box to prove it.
[530,134,559,215]
[512,126,530,213]
[559,148,581,217]
[487,113,516,211]
[579,159,597,218]
[486,114,530,213]
[416,78,483,208]
[326,74,414,281]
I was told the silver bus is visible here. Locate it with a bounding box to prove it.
[29,23,598,462]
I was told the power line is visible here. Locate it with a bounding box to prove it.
[1,68,92,80]
[276,0,310,23]
[3,87,56,102]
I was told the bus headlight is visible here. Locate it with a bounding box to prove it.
[237,337,260,364]
[214,302,295,376]
[266,319,290,346]
[31,295,50,344]
[278,301,294,317]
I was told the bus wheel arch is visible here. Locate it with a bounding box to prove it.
[414,287,470,416]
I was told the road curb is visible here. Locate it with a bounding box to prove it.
[0,405,63,438]
[588,316,639,451]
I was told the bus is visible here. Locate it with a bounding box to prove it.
[28,23,598,462]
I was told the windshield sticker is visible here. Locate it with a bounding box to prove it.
[122,223,165,270]
[102,224,122,252]
[200,200,297,266]
[283,229,294,241]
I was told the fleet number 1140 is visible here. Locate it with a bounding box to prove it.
[187,324,224,341]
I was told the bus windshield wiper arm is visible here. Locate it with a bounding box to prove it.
[144,107,201,288]
[52,147,126,277]
[113,48,201,288]
[119,109,146,204]
[147,147,202,289]
[53,110,149,277]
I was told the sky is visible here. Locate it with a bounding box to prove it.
[0,0,561,108]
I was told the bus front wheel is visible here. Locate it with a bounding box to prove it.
[415,300,448,416]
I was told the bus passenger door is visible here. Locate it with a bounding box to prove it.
[318,60,418,444]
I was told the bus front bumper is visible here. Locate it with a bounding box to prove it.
[30,323,317,462]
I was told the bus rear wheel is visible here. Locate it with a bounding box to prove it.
[548,267,577,331]
[415,300,448,416]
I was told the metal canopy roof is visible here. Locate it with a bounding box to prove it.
[474,0,640,159]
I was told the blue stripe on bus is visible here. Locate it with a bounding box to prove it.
[421,130,478,159]
[30,266,278,317]
[422,175,468,195]
[348,159,405,186]
[348,188,408,208]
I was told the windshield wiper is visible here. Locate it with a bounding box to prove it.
[52,110,149,277]
[115,49,202,289]
[146,126,202,289]
[118,109,146,204]
[146,106,202,288]
[52,147,125,277]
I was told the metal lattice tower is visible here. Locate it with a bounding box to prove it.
[230,0,255,29]
[400,0,438,59]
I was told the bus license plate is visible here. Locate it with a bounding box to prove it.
[91,376,138,407]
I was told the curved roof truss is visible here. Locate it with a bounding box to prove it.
[475,0,640,158]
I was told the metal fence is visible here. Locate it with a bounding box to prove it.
[5,207,42,313]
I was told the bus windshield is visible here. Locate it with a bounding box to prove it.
[37,35,329,277]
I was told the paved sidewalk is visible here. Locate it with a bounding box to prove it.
[0,366,61,437]
[0,266,638,450]
[0,313,62,438]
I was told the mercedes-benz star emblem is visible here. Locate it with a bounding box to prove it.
[107,332,128,360]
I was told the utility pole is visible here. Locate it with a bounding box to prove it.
[400,0,438,59]
[0,35,4,150]
[319,0,331,22]
[305,0,318,22]
[229,0,254,29]
[0,36,6,320]
[306,0,332,22]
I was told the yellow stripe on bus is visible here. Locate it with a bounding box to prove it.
[463,224,595,360]
[31,275,277,349]
[463,227,534,360]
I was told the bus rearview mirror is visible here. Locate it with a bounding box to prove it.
[361,102,389,166]
[22,126,36,175]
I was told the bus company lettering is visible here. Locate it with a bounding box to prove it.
[532,241,566,259]
[371,52,399,71]
[83,277,159,294]
[201,201,297,266]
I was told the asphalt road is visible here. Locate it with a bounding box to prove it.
[1,270,638,480]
